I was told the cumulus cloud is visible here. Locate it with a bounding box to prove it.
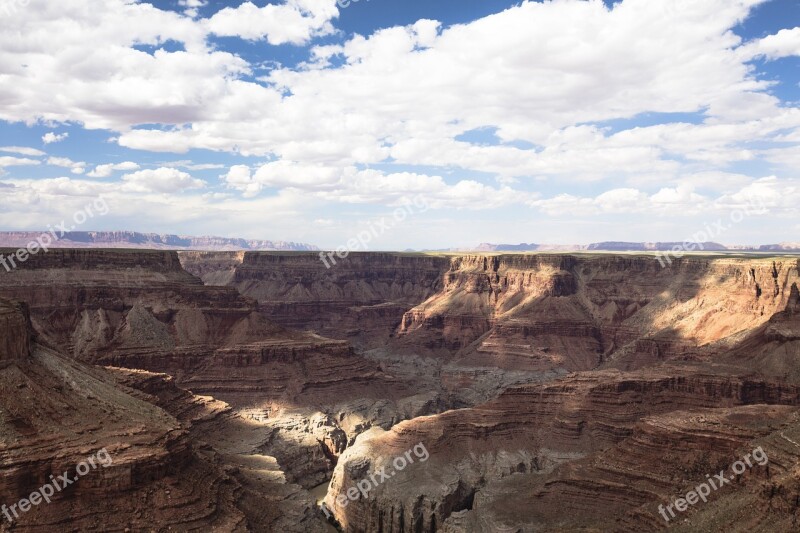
[0,0,799,246]
[163,160,226,171]
[740,27,800,60]
[221,160,535,208]
[221,165,262,198]
[0,156,41,167]
[0,146,46,157]
[528,179,794,218]
[47,156,85,174]
[179,0,207,18]
[42,132,69,144]
[204,0,339,45]
[121,167,206,193]
[87,161,140,178]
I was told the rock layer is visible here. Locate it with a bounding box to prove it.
[0,303,252,532]
[181,252,450,348]
[0,299,31,364]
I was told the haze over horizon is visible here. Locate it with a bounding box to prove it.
[1,0,799,250]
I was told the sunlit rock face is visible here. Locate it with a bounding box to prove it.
[3,250,800,532]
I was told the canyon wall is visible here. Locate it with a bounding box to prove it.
[0,248,316,369]
[0,299,31,364]
[185,252,800,372]
[3,249,800,532]
[399,254,800,372]
[181,252,450,348]
[0,300,280,532]
[325,366,800,532]
[0,249,503,501]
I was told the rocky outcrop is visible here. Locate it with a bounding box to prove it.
[0,299,31,364]
[722,282,800,381]
[398,255,800,372]
[324,366,800,532]
[181,251,451,348]
[0,249,320,369]
[5,249,800,532]
[0,326,251,531]
[179,251,245,285]
[440,404,800,532]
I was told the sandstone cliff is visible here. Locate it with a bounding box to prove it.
[0,301,252,532]
[180,251,450,349]
[185,252,800,373]
[5,250,800,532]
[397,255,800,372]
[325,366,800,532]
[0,299,31,365]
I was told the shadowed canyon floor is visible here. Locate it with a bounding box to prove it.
[1,250,800,531]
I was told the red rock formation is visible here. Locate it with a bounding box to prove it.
[0,301,253,532]
[181,251,450,348]
[324,366,800,532]
[398,255,800,372]
[0,249,470,500]
[184,252,800,373]
[723,282,800,381]
[0,299,31,365]
[5,250,800,532]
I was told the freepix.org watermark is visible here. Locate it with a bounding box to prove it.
[2,449,113,525]
[337,0,370,9]
[0,197,109,273]
[321,442,429,519]
[655,198,767,267]
[319,195,429,269]
[658,446,768,523]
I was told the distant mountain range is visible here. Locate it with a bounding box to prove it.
[0,231,318,251]
[2,232,799,254]
[472,242,800,252]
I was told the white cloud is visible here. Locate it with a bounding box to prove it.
[163,160,226,171]
[740,27,800,60]
[224,160,535,208]
[46,156,85,174]
[0,156,41,167]
[204,0,339,45]
[529,178,799,218]
[179,0,207,18]
[0,0,798,246]
[42,132,69,144]
[121,167,206,193]
[87,161,140,178]
[221,164,262,198]
[0,146,46,157]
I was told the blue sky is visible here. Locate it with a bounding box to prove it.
[0,0,799,249]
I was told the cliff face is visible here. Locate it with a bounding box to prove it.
[325,367,800,532]
[181,252,451,348]
[0,310,259,531]
[5,250,800,532]
[0,249,294,368]
[0,299,31,364]
[0,249,495,501]
[186,252,800,373]
[398,255,800,372]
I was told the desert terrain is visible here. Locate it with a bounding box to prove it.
[0,249,798,531]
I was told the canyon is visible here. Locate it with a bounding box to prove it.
[1,249,799,531]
